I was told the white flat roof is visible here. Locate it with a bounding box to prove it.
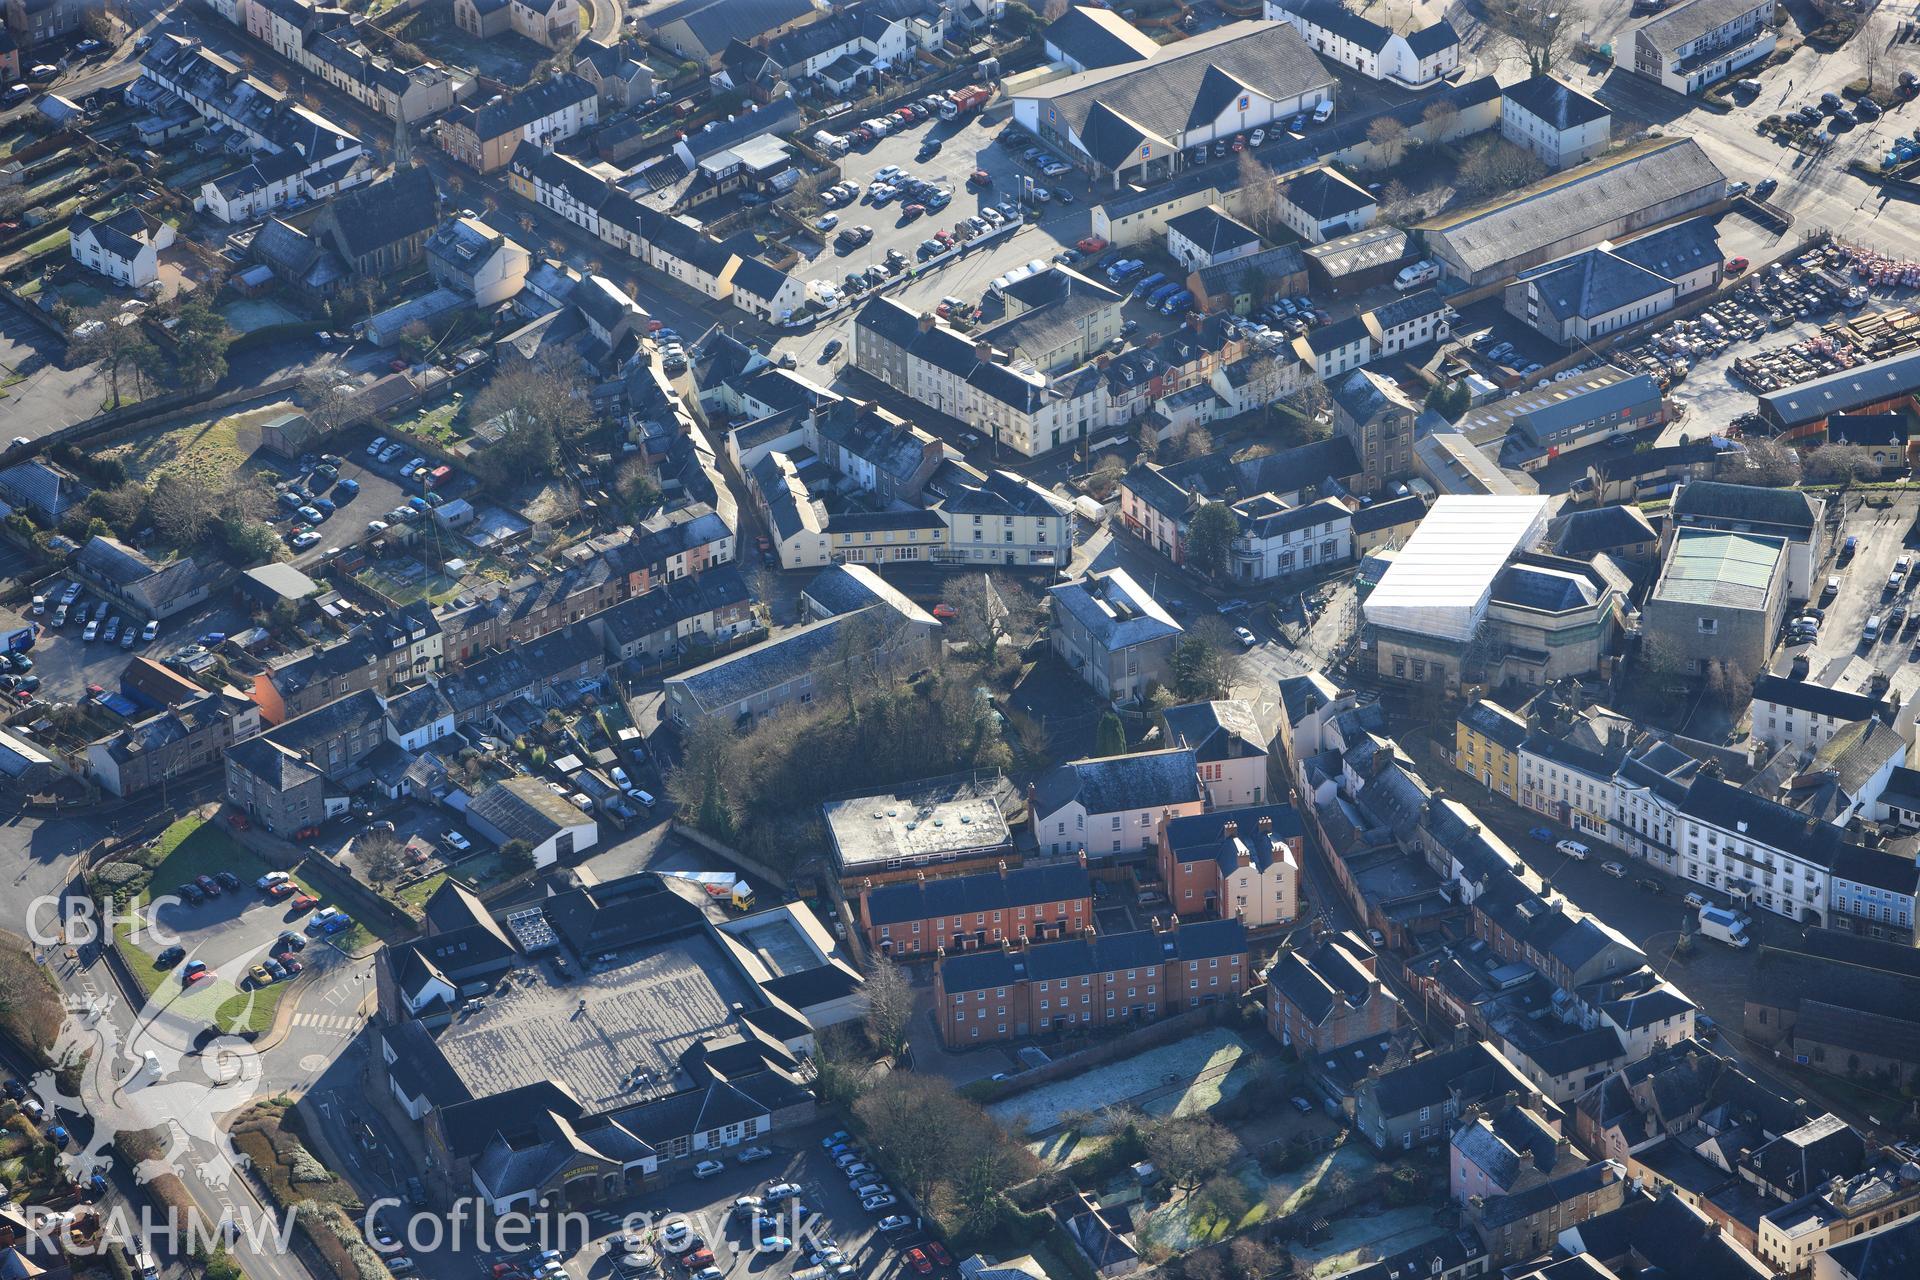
[1363,496,1550,641]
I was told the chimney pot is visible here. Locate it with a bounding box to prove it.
[1258,815,1272,835]
[1222,820,1238,839]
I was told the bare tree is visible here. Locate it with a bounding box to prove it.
[1719,438,1803,487]
[1042,0,1071,18]
[1142,1114,1237,1195]
[1857,13,1893,90]
[1366,116,1410,167]
[1457,136,1549,198]
[148,474,218,547]
[862,955,915,1058]
[1421,97,1461,139]
[1483,0,1586,76]
[299,370,361,437]
[1178,424,1214,460]
[942,572,1012,661]
[1235,150,1281,237]
[357,833,404,886]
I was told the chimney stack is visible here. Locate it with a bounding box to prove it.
[1258,815,1273,836]
[998,859,1008,880]
[1222,820,1239,840]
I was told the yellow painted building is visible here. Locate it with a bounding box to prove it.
[1456,698,1528,803]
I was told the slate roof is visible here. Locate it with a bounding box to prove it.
[1161,804,1302,875]
[669,602,925,715]
[1032,748,1200,821]
[1609,217,1721,284]
[1760,348,1920,429]
[317,166,438,264]
[1019,20,1331,150]
[1048,567,1179,651]
[1423,138,1724,278]
[731,255,794,303]
[1820,1211,1920,1280]
[1282,0,1394,52]
[863,862,1091,926]
[1269,931,1385,1029]
[1832,845,1920,896]
[467,776,582,845]
[1478,1160,1621,1228]
[1679,775,1852,868]
[450,73,595,141]
[1672,479,1820,532]
[938,917,1244,993]
[1638,0,1770,55]
[646,0,817,58]
[1551,504,1658,557]
[1405,19,1460,57]
[1522,247,1674,322]
[1166,205,1261,258]
[1460,699,1528,751]
[1502,75,1609,130]
[1280,167,1376,224]
[1159,700,1275,762]
[1044,4,1159,69]
[1367,1042,1535,1119]
[1749,674,1893,725]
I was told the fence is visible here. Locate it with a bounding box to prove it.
[668,820,794,893]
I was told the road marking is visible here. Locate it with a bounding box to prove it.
[292,1013,359,1030]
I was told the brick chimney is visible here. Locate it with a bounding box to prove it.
[1221,820,1239,841]
[918,311,936,334]
[1258,815,1273,836]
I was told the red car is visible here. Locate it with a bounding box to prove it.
[293,826,320,840]
[1726,256,1750,275]
[968,169,991,186]
[289,893,320,913]
[932,603,957,620]
[906,1249,932,1275]
[226,812,250,831]
[928,1244,952,1268]
[195,874,222,898]
[1077,236,1108,253]
[901,203,926,219]
[933,230,953,244]
[1232,133,1246,151]
[267,881,297,900]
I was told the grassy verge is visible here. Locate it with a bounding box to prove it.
[106,817,321,1035]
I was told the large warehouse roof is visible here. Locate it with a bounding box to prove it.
[1363,496,1550,641]
[1420,138,1725,279]
[1759,348,1920,429]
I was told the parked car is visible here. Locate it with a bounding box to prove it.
[693,1160,725,1179]
[1601,861,1627,879]
[1556,839,1590,860]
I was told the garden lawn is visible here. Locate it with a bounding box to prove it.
[103,403,275,487]
[987,1028,1253,1136]
[393,872,448,913]
[1138,1144,1379,1252]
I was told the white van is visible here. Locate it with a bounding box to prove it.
[1866,614,1884,642]
[1312,100,1334,125]
[1394,260,1440,291]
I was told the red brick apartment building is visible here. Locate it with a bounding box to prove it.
[855,857,1092,959]
[1265,930,1403,1054]
[932,916,1248,1046]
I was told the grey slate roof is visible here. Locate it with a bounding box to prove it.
[1638,0,1769,55]
[467,777,581,845]
[1166,205,1261,258]
[938,917,1244,992]
[1425,138,1724,278]
[1521,247,1674,322]
[1550,504,1658,556]
[1032,748,1200,820]
[1280,167,1376,224]
[1749,674,1893,724]
[1609,217,1721,284]
[670,602,925,714]
[1043,4,1158,69]
[863,862,1091,926]
[1502,74,1610,130]
[1672,479,1819,531]
[1020,20,1331,149]
[1760,348,1920,429]
[1048,568,1180,650]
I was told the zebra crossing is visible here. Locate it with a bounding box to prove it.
[292,1012,360,1031]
